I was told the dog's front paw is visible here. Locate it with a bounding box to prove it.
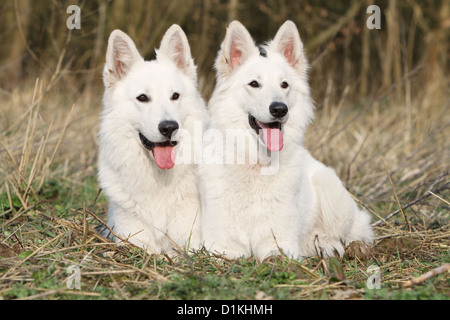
[311,234,345,258]
[255,244,304,262]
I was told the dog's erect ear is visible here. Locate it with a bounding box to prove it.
[215,21,258,76]
[269,21,307,73]
[157,25,197,80]
[104,30,143,86]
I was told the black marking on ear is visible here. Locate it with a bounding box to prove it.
[258,46,267,57]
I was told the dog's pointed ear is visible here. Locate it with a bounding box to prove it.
[157,25,197,80]
[269,21,307,73]
[215,21,258,76]
[104,30,143,86]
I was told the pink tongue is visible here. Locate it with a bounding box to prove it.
[262,128,283,151]
[153,146,176,169]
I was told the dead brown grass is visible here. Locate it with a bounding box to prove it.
[0,1,448,300]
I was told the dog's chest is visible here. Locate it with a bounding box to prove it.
[222,165,299,215]
[129,163,199,216]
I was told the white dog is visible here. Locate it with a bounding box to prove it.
[199,21,373,260]
[98,25,208,254]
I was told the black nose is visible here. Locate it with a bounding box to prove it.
[269,102,288,119]
[158,120,179,138]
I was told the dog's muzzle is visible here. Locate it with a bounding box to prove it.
[138,131,178,169]
[248,102,288,152]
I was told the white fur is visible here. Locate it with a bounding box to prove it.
[199,21,373,260]
[98,26,208,254]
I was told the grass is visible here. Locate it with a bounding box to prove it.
[0,1,449,299]
[0,75,448,301]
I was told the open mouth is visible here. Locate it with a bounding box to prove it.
[139,132,178,169]
[248,115,283,151]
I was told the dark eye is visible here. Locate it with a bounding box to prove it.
[136,94,150,102]
[171,92,180,101]
[248,80,260,88]
[281,81,289,89]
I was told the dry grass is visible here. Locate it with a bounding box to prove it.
[0,1,449,300]
[0,72,447,300]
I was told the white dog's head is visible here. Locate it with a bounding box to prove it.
[212,20,314,152]
[102,25,199,169]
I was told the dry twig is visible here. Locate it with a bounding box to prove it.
[402,263,450,288]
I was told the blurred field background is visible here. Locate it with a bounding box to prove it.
[0,0,448,300]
